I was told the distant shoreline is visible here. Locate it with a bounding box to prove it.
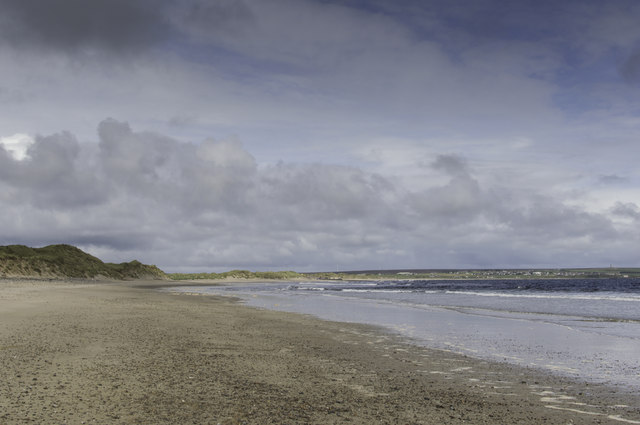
[3,244,637,281]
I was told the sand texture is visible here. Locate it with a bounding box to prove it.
[1,280,639,424]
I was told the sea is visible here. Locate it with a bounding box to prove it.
[168,278,640,391]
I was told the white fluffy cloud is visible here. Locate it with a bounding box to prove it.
[0,133,34,161]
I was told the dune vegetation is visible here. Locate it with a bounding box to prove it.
[0,244,166,280]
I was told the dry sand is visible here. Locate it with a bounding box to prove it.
[1,279,639,424]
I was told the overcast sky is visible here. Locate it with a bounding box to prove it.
[1,0,640,272]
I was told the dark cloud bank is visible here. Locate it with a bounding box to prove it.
[1,119,635,272]
[0,0,169,53]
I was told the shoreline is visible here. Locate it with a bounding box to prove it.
[172,281,640,393]
[1,279,639,424]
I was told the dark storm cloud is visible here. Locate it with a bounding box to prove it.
[0,0,170,53]
[181,0,254,37]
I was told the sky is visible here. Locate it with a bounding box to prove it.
[1,0,640,272]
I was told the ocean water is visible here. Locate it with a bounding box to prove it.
[168,278,640,390]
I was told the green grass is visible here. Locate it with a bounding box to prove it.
[0,244,166,280]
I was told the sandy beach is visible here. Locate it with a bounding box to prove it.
[1,280,639,424]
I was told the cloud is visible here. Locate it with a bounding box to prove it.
[598,174,628,185]
[0,0,170,54]
[620,49,640,84]
[408,155,485,222]
[0,0,601,158]
[95,118,259,212]
[431,154,470,178]
[260,162,396,224]
[611,202,640,220]
[0,131,105,208]
[178,0,255,40]
[3,1,640,270]
[0,133,34,160]
[0,119,638,271]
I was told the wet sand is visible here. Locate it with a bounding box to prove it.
[1,279,639,424]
